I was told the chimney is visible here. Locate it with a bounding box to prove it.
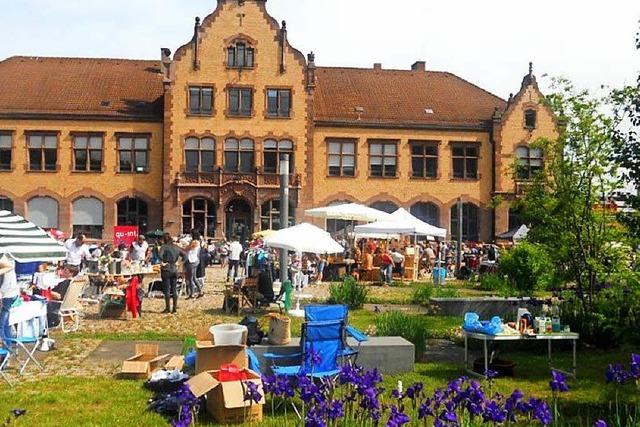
[373,63,382,71]
[160,48,172,81]
[411,61,426,72]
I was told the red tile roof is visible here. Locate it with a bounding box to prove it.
[314,67,506,129]
[0,56,164,121]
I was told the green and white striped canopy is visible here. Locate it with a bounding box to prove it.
[0,210,67,263]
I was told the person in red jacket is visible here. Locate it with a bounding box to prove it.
[379,249,394,287]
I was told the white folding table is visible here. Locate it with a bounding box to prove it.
[462,330,579,378]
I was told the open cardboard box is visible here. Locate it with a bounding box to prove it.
[195,327,248,374]
[164,355,185,371]
[187,368,265,424]
[121,344,170,379]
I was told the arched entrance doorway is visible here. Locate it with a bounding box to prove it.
[225,199,253,242]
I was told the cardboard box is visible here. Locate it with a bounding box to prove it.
[195,327,248,374]
[187,369,265,424]
[165,355,185,371]
[121,344,169,379]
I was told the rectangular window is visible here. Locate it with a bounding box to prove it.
[224,138,254,173]
[185,137,215,173]
[410,141,438,178]
[327,139,356,177]
[73,134,103,172]
[228,88,253,117]
[266,89,292,118]
[27,133,58,171]
[369,140,397,177]
[0,133,12,171]
[227,43,254,68]
[188,86,213,115]
[452,143,479,179]
[118,135,149,173]
[263,139,294,174]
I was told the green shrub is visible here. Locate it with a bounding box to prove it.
[328,276,368,309]
[498,242,556,295]
[411,284,433,306]
[374,311,428,360]
[478,273,512,295]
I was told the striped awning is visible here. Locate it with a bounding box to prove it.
[0,210,67,263]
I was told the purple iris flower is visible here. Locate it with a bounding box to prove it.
[484,369,498,379]
[386,405,410,427]
[482,400,507,424]
[243,381,263,404]
[307,349,322,367]
[418,399,434,419]
[593,420,607,427]
[549,370,569,393]
[529,398,552,425]
[327,399,344,420]
[606,363,632,385]
[631,354,640,378]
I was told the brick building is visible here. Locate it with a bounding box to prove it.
[0,0,556,242]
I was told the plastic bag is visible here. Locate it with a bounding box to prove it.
[463,312,503,335]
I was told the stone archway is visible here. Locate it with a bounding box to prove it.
[225,198,253,243]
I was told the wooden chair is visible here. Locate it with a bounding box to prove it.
[224,276,259,315]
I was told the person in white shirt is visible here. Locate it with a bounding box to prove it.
[390,248,406,278]
[185,240,202,299]
[131,235,149,262]
[227,238,243,281]
[65,234,90,269]
[0,254,20,338]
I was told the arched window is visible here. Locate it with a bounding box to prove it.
[524,109,537,129]
[370,201,399,214]
[410,202,440,227]
[515,146,543,180]
[263,139,293,174]
[0,197,13,213]
[185,137,215,173]
[117,197,148,233]
[509,207,525,230]
[450,202,479,242]
[27,196,58,229]
[227,41,254,68]
[260,199,296,231]
[72,197,104,239]
[224,138,254,173]
[183,198,216,237]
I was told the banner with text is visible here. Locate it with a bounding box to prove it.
[114,226,139,247]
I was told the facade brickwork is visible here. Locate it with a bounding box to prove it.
[0,0,557,242]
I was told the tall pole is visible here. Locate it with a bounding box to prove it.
[456,197,463,278]
[279,154,290,283]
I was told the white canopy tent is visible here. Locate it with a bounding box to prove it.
[263,223,345,254]
[354,208,448,239]
[305,203,392,222]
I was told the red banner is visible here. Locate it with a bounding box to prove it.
[113,226,139,247]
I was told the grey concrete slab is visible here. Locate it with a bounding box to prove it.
[252,336,414,375]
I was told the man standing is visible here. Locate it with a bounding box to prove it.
[389,248,405,279]
[0,254,19,338]
[131,235,149,263]
[227,237,243,282]
[159,233,183,314]
[379,249,394,287]
[65,233,90,272]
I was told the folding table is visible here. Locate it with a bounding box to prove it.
[462,330,579,378]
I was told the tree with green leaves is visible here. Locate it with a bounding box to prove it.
[516,78,629,306]
[611,27,640,244]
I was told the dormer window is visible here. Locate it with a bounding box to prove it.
[524,109,537,130]
[227,42,254,68]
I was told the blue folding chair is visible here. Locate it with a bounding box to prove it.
[5,314,44,375]
[264,319,345,379]
[0,348,13,386]
[304,304,368,363]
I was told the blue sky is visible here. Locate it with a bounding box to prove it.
[1,0,638,98]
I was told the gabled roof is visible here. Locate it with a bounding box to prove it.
[0,56,164,121]
[314,67,506,130]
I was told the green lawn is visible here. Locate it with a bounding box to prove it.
[0,348,636,426]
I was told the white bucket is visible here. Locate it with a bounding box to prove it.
[209,324,248,346]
